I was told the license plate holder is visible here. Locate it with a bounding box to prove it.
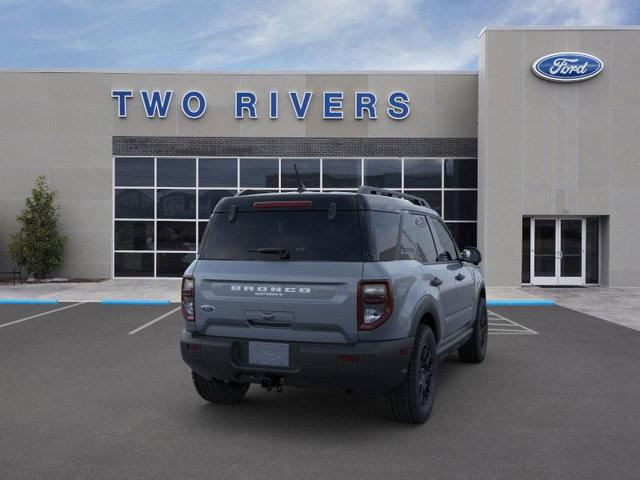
[248,341,290,367]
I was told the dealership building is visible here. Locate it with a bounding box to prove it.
[0,26,639,286]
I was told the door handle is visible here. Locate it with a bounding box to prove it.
[430,277,443,287]
[455,273,465,281]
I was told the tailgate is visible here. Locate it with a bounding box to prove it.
[194,260,363,344]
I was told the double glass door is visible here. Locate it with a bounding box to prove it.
[531,218,585,285]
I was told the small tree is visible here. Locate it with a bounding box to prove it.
[9,176,67,279]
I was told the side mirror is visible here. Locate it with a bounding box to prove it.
[461,246,482,265]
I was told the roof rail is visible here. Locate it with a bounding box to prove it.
[235,189,264,197]
[357,186,430,208]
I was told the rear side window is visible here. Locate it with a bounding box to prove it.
[362,211,400,261]
[429,217,459,262]
[200,210,363,261]
[412,214,438,263]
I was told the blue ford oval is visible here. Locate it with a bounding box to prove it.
[532,52,603,82]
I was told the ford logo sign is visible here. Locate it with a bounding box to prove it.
[532,52,603,83]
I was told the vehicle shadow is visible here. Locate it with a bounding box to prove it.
[188,356,468,433]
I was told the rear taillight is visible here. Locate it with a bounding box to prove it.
[182,276,195,321]
[357,280,393,331]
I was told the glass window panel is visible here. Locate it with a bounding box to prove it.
[115,189,154,218]
[199,158,237,187]
[444,190,477,221]
[444,159,477,188]
[114,221,154,250]
[404,190,441,215]
[413,215,438,263]
[363,211,400,261]
[198,221,209,244]
[115,158,154,187]
[586,217,599,284]
[522,218,531,283]
[157,189,196,219]
[446,222,477,249]
[157,221,196,251]
[560,219,582,277]
[157,158,196,187]
[429,218,459,262]
[281,158,320,188]
[114,252,154,277]
[240,158,278,188]
[534,220,556,277]
[156,253,196,277]
[364,158,401,188]
[199,190,235,219]
[322,159,361,188]
[404,159,441,188]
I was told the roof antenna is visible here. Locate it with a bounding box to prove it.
[293,163,307,193]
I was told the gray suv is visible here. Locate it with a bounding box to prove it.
[180,187,487,423]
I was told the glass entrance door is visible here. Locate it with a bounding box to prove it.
[531,218,586,286]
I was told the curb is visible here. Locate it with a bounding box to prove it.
[100,299,172,305]
[0,298,59,304]
[487,299,555,307]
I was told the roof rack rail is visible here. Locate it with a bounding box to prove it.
[357,186,430,208]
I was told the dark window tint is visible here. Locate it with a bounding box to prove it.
[444,190,477,221]
[404,159,441,188]
[198,221,209,244]
[446,222,477,249]
[115,158,154,186]
[156,253,196,277]
[201,211,363,261]
[115,189,154,218]
[114,252,154,277]
[412,215,438,263]
[404,190,441,215]
[157,221,196,251]
[240,158,278,188]
[586,217,599,284]
[157,189,196,219]
[398,212,416,260]
[322,159,361,188]
[199,190,235,219]
[522,218,531,283]
[199,158,237,187]
[282,159,320,188]
[444,159,477,188]
[157,158,196,187]
[364,159,401,188]
[430,218,458,262]
[114,221,154,250]
[363,211,400,261]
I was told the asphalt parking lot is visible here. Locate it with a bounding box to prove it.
[1,303,639,480]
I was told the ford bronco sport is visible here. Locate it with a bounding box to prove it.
[180,186,487,424]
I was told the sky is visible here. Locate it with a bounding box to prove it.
[0,0,638,71]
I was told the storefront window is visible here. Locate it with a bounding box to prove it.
[113,157,477,277]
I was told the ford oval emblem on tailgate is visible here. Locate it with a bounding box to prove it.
[200,305,215,312]
[532,52,603,83]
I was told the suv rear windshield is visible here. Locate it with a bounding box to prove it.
[200,210,364,261]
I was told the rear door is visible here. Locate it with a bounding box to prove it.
[194,203,363,344]
[411,213,459,338]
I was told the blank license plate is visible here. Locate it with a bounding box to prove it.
[248,342,289,367]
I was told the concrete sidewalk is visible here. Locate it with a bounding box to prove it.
[1,280,639,331]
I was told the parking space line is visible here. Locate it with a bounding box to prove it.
[128,306,181,335]
[0,303,83,329]
[488,310,539,335]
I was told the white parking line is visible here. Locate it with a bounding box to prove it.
[0,303,83,329]
[128,306,181,335]
[488,311,538,335]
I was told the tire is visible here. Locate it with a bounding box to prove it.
[458,296,488,363]
[389,324,437,424]
[191,371,250,404]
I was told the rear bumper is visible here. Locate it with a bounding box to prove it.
[181,329,414,394]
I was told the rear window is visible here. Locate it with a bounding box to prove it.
[200,210,363,261]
